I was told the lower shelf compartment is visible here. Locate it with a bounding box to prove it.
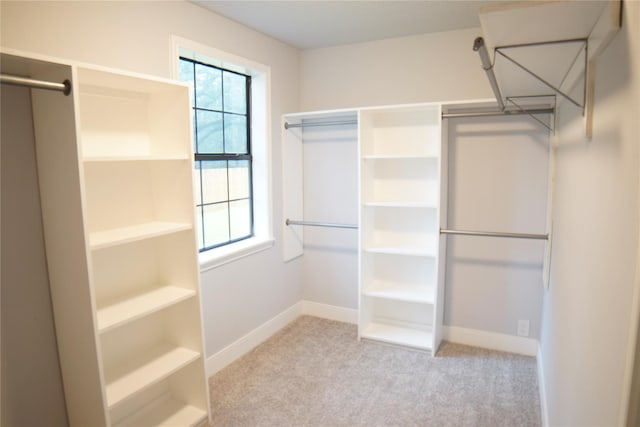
[105,344,201,409]
[360,322,433,350]
[114,395,208,427]
[97,285,196,333]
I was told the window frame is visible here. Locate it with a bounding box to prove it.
[172,36,274,272]
[180,57,255,252]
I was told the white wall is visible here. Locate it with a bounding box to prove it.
[300,28,491,112]
[301,123,359,308]
[0,1,301,422]
[1,85,68,427]
[445,115,549,338]
[539,1,640,424]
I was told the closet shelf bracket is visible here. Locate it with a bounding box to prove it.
[494,39,587,112]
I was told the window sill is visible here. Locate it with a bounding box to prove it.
[199,236,275,273]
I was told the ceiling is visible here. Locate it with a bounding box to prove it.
[192,1,511,50]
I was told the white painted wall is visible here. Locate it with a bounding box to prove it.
[445,115,549,338]
[301,123,359,308]
[0,1,301,422]
[1,85,69,427]
[300,28,491,112]
[539,1,640,424]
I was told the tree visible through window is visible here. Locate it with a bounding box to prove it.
[179,57,253,251]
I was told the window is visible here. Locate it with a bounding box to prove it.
[179,58,254,252]
[173,37,273,270]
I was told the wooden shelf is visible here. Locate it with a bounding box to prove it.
[83,154,190,163]
[114,395,207,427]
[360,322,433,350]
[97,286,196,333]
[364,244,437,257]
[362,281,434,304]
[359,105,443,355]
[362,154,437,160]
[105,344,200,409]
[89,221,192,250]
[363,201,437,208]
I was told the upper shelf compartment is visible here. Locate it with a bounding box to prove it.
[77,67,192,159]
[475,0,621,136]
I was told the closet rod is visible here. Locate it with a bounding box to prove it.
[1,73,71,95]
[286,218,358,230]
[442,107,554,119]
[440,228,548,240]
[284,120,357,130]
[473,37,505,111]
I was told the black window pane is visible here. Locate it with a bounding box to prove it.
[224,114,247,154]
[178,59,194,92]
[195,63,222,110]
[196,110,223,153]
[223,71,246,114]
[181,57,253,252]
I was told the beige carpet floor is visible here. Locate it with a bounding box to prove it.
[208,315,541,427]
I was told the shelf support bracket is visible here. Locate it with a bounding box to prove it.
[494,42,586,113]
[505,96,554,133]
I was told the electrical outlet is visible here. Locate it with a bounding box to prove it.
[517,320,530,337]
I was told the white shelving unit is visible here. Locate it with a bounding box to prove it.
[358,105,446,353]
[5,49,211,426]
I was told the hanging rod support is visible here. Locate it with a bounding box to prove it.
[286,218,358,230]
[473,37,505,111]
[442,107,553,119]
[505,97,553,132]
[495,48,583,110]
[1,73,71,96]
[440,228,548,241]
[284,120,357,130]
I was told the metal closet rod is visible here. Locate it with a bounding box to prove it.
[286,218,358,230]
[442,108,554,119]
[440,228,548,240]
[1,73,72,96]
[284,120,358,130]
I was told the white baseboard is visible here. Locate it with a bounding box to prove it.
[205,302,302,376]
[205,300,357,377]
[537,345,549,427]
[300,300,358,324]
[443,325,539,357]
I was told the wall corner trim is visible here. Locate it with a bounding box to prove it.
[537,344,550,427]
[205,301,358,377]
[443,325,539,357]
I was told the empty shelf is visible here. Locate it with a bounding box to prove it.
[363,201,437,208]
[364,245,437,257]
[105,344,200,409]
[362,154,438,160]
[362,281,434,304]
[83,154,190,162]
[114,395,207,427]
[97,286,196,333]
[90,221,192,250]
[361,322,432,350]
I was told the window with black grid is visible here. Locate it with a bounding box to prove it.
[179,57,253,251]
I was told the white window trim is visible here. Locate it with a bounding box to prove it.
[171,36,274,272]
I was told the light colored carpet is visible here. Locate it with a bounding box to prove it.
[208,316,541,427]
